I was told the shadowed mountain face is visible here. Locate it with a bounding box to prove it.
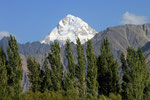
[141,42,150,71]
[1,23,150,92]
[0,37,50,55]
[0,37,9,54]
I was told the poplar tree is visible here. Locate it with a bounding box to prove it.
[86,40,98,97]
[63,73,74,91]
[121,47,150,100]
[64,40,76,91]
[76,38,86,97]
[7,35,22,99]
[143,82,150,100]
[97,37,120,96]
[0,47,8,100]
[120,52,130,100]
[40,60,52,92]
[137,48,149,100]
[47,41,63,91]
[27,56,41,92]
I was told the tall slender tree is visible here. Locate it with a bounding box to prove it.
[40,59,52,92]
[47,41,63,91]
[86,40,98,97]
[76,38,86,97]
[120,52,130,100]
[27,56,41,92]
[97,37,120,96]
[121,47,150,100]
[64,40,76,91]
[137,48,149,100]
[7,35,22,99]
[0,47,8,100]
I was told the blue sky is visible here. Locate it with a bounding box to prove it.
[0,0,150,43]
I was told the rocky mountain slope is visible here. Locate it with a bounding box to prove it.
[91,24,150,60]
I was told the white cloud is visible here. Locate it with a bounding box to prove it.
[121,12,147,25]
[0,31,10,40]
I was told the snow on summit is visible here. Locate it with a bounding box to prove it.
[41,14,97,45]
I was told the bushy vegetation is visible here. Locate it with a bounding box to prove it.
[0,35,150,100]
[18,91,121,100]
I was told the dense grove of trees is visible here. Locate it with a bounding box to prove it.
[0,35,150,100]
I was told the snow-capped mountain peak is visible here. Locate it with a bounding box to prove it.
[41,14,97,45]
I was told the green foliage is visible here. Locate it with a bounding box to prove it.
[40,60,52,92]
[143,82,150,100]
[27,56,41,92]
[97,37,120,96]
[47,41,63,91]
[64,40,76,91]
[20,90,79,100]
[66,40,76,80]
[76,38,86,97]
[7,35,22,99]
[99,95,108,100]
[137,48,150,100]
[108,93,122,100]
[99,93,122,100]
[18,90,122,100]
[63,73,74,91]
[86,40,98,97]
[121,47,150,100]
[0,47,8,100]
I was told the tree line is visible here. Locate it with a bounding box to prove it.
[0,35,150,100]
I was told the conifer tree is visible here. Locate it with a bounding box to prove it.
[7,35,22,99]
[27,56,41,92]
[64,40,76,91]
[97,37,120,96]
[47,41,63,91]
[86,40,98,97]
[0,47,8,100]
[76,38,86,97]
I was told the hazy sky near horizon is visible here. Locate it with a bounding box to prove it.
[0,0,150,43]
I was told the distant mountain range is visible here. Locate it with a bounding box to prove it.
[1,15,150,92]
